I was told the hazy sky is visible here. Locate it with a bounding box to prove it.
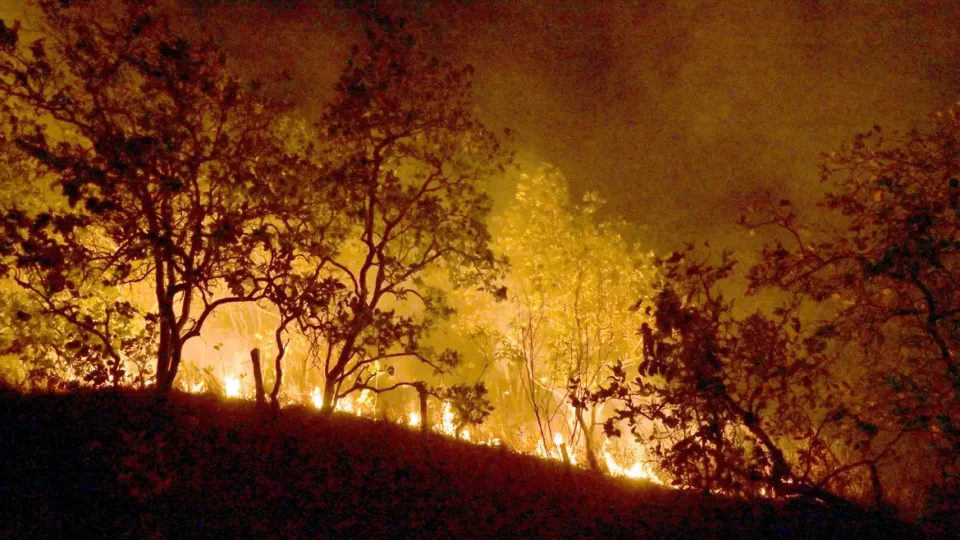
[192,0,960,250]
[6,0,960,250]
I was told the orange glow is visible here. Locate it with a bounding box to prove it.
[224,375,241,398]
[132,369,666,487]
[601,441,663,485]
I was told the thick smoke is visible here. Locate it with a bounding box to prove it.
[5,0,959,248]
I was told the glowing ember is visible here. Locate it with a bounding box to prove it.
[224,375,241,398]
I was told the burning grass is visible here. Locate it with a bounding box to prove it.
[0,387,919,538]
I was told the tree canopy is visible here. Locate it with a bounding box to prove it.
[0,0,300,392]
[261,15,512,415]
[461,166,654,469]
[0,1,511,414]
[577,106,960,526]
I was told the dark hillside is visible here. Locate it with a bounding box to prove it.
[0,390,919,538]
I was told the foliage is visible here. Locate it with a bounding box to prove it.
[465,166,654,468]
[271,15,512,412]
[742,109,960,520]
[0,291,156,389]
[0,0,298,392]
[436,382,495,434]
[577,249,866,505]
[578,105,960,525]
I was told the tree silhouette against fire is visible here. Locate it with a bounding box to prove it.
[0,0,957,528]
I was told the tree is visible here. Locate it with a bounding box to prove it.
[743,109,960,521]
[0,0,297,392]
[578,249,865,504]
[0,111,158,388]
[579,104,960,526]
[271,15,512,414]
[467,166,654,470]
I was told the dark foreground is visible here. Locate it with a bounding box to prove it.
[0,389,921,538]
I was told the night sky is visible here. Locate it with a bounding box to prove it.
[7,0,960,250]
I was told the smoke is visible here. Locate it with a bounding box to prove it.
[4,0,958,247]
[184,0,960,250]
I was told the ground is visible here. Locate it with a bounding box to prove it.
[0,388,921,538]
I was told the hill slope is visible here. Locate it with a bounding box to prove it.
[0,389,918,538]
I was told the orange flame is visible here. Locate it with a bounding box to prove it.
[224,375,241,398]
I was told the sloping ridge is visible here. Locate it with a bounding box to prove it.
[0,389,920,538]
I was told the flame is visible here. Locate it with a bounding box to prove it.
[333,389,375,415]
[308,387,378,416]
[57,362,669,490]
[533,432,578,465]
[224,375,241,398]
[601,441,663,485]
[535,438,548,458]
[440,402,457,435]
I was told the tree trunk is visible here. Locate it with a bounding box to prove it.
[301,354,309,393]
[870,462,885,509]
[251,348,266,407]
[270,345,284,417]
[155,323,172,393]
[156,344,183,394]
[168,342,183,389]
[418,387,430,435]
[577,410,604,473]
[321,374,337,413]
[322,345,354,413]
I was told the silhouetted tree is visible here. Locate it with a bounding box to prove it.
[269,15,512,413]
[577,249,861,504]
[0,0,297,392]
[580,105,960,525]
[743,110,960,522]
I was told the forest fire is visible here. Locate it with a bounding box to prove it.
[310,387,323,410]
[601,442,663,485]
[0,0,957,533]
[183,364,665,483]
[223,375,242,399]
